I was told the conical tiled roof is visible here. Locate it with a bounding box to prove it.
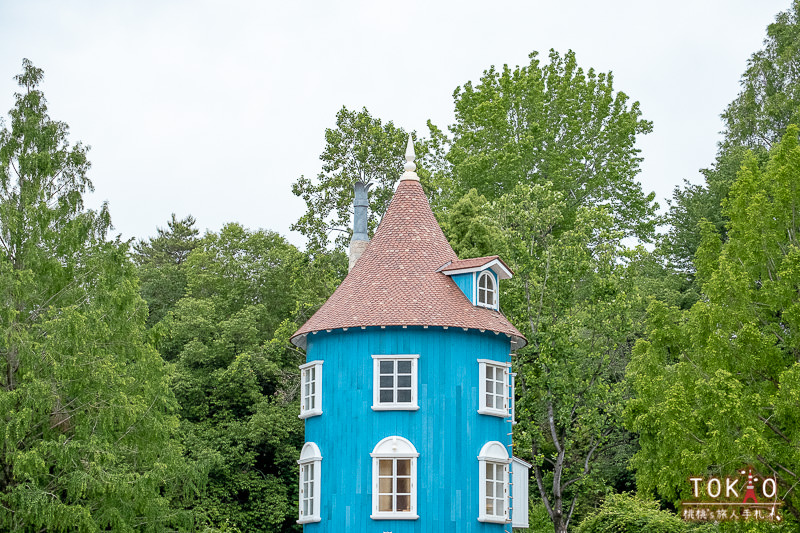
[291,178,526,349]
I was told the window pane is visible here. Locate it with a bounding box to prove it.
[397,459,410,476]
[486,366,494,380]
[397,495,411,512]
[379,494,392,512]
[397,360,412,374]
[380,360,394,374]
[380,389,394,403]
[486,495,494,515]
[397,375,411,388]
[379,375,394,388]
[379,460,393,476]
[310,367,315,380]
[303,465,309,481]
[486,462,494,479]
[486,479,493,498]
[308,464,314,480]
[304,499,310,516]
[397,477,411,493]
[495,380,504,395]
[397,389,411,403]
[379,477,392,494]
[486,392,493,408]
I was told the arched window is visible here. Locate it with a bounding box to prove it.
[477,271,497,309]
[371,436,419,520]
[298,442,322,523]
[478,441,510,523]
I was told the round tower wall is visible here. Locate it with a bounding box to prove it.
[302,326,514,533]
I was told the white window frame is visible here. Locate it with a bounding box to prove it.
[297,442,322,524]
[478,441,510,523]
[299,360,323,419]
[478,359,510,417]
[372,354,419,411]
[371,436,419,520]
[476,270,498,309]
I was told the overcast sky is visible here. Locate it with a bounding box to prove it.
[0,0,791,248]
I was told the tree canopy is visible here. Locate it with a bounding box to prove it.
[627,127,800,522]
[0,59,197,532]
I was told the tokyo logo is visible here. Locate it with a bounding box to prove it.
[681,466,783,522]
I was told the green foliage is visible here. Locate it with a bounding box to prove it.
[663,1,800,279]
[445,49,659,533]
[291,107,411,251]
[441,188,502,259]
[154,223,340,532]
[134,213,200,327]
[575,493,702,533]
[722,0,800,151]
[0,59,197,531]
[449,49,657,241]
[627,128,800,524]
[492,181,652,532]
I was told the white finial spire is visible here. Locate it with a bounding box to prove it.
[400,134,419,181]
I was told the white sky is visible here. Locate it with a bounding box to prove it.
[0,0,790,247]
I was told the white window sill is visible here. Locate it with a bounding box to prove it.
[478,408,508,418]
[372,404,419,411]
[298,409,323,419]
[371,513,419,520]
[297,516,321,524]
[476,302,498,311]
[478,516,510,523]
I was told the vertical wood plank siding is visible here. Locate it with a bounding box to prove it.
[451,273,474,302]
[303,326,512,533]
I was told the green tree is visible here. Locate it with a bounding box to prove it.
[134,213,200,326]
[662,1,800,280]
[156,223,337,532]
[448,49,657,240]
[0,60,197,531]
[495,182,647,533]
[291,107,412,251]
[439,50,658,533]
[441,188,502,259]
[627,127,800,524]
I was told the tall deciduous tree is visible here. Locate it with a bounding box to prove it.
[662,1,800,281]
[448,49,657,240]
[291,107,411,251]
[0,60,196,531]
[627,127,800,524]
[442,50,657,533]
[493,183,646,533]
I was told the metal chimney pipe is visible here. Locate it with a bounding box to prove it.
[348,181,370,271]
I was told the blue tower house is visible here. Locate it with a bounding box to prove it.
[291,137,530,532]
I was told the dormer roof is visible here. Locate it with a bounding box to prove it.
[438,256,513,279]
[291,161,525,350]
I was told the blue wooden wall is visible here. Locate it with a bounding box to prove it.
[303,326,513,533]
[451,273,474,302]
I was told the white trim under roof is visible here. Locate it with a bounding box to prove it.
[440,258,513,280]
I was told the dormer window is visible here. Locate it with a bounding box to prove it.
[477,271,497,309]
[439,256,511,310]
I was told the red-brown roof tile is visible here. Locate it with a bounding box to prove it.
[439,255,513,276]
[291,180,526,348]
